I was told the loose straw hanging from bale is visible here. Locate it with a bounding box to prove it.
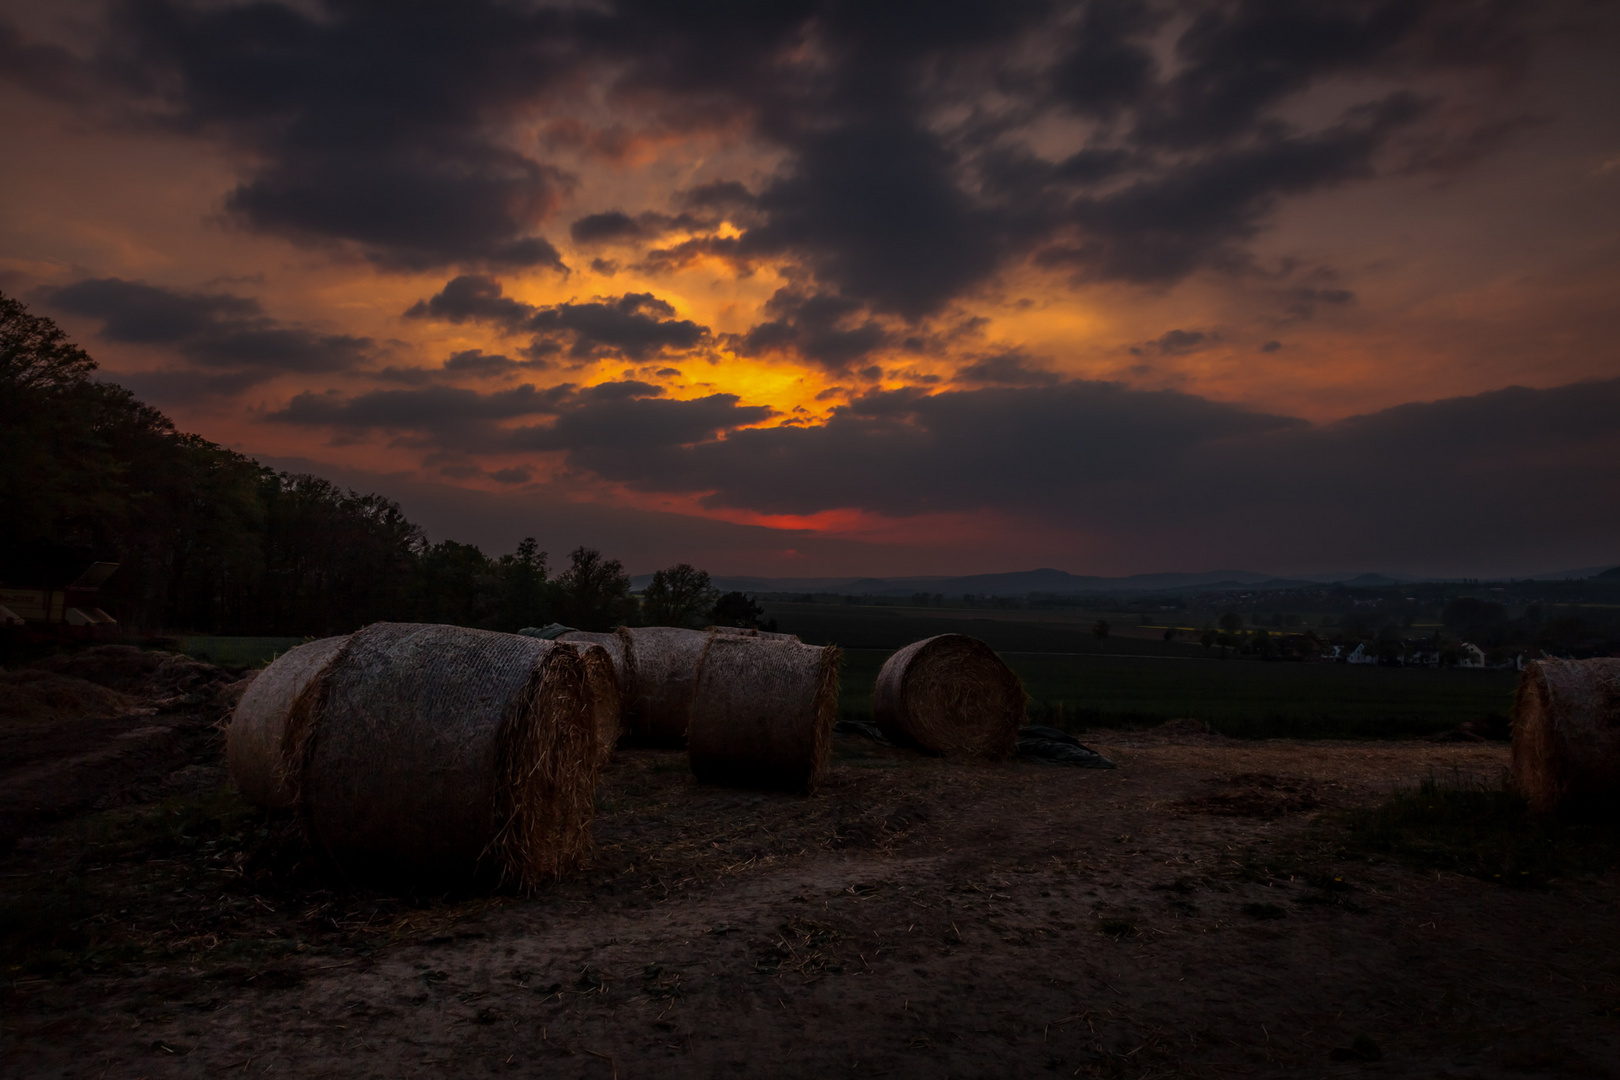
[617,626,715,746]
[687,636,841,792]
[873,634,1026,759]
[227,635,348,809]
[287,623,600,890]
[1511,657,1620,814]
[557,635,624,765]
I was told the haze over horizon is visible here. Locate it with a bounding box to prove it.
[4,1,1618,580]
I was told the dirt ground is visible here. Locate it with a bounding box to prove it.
[3,651,1618,1079]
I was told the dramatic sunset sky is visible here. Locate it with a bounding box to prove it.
[3,0,1617,578]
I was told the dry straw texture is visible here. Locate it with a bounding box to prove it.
[556,630,631,692]
[564,639,624,765]
[618,626,715,746]
[687,636,841,792]
[706,626,802,642]
[874,634,1026,759]
[227,635,347,809]
[1511,657,1620,813]
[0,668,134,726]
[290,623,600,891]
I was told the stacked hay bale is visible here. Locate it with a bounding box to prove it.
[687,637,841,792]
[279,623,602,890]
[1511,657,1620,813]
[617,626,714,746]
[227,635,349,809]
[554,630,627,764]
[873,634,1025,759]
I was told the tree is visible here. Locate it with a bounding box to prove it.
[641,563,718,628]
[711,590,765,628]
[556,546,633,631]
[495,538,550,631]
[1092,618,1110,639]
[415,540,498,628]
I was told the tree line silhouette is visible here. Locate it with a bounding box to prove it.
[0,291,759,636]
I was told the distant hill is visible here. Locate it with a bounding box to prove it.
[631,563,1619,597]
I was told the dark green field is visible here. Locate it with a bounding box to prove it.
[764,601,1518,739]
[180,635,312,668]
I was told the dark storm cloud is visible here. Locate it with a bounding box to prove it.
[954,351,1060,387]
[1049,0,1160,117]
[406,275,708,361]
[489,466,532,485]
[569,209,713,245]
[533,377,1620,571]
[8,1,1564,311]
[442,349,548,376]
[270,378,773,463]
[510,388,773,459]
[403,275,535,326]
[1047,94,1429,282]
[1153,330,1210,355]
[729,289,889,372]
[71,1,574,269]
[41,278,371,376]
[272,382,573,430]
[570,211,644,244]
[46,278,258,343]
[376,348,552,384]
[739,120,1007,321]
[528,295,705,361]
[1138,1,1426,148]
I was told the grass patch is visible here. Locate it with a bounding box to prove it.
[835,647,1514,740]
[179,635,313,668]
[1330,774,1620,887]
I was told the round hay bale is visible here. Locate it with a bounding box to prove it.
[563,638,623,765]
[556,630,631,693]
[227,635,348,809]
[289,623,600,890]
[1511,658,1620,814]
[618,626,715,746]
[687,637,840,792]
[873,634,1025,759]
[705,626,802,642]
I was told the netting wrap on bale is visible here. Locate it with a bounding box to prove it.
[227,635,348,809]
[618,626,715,746]
[286,623,600,890]
[1511,658,1620,814]
[873,634,1026,759]
[687,636,841,793]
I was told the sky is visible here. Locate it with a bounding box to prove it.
[2,0,1618,579]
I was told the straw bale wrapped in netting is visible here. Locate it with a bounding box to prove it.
[1511,657,1620,814]
[227,635,348,809]
[556,630,631,692]
[556,634,624,765]
[705,626,802,642]
[286,623,600,889]
[617,626,715,746]
[687,636,841,792]
[873,634,1025,759]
